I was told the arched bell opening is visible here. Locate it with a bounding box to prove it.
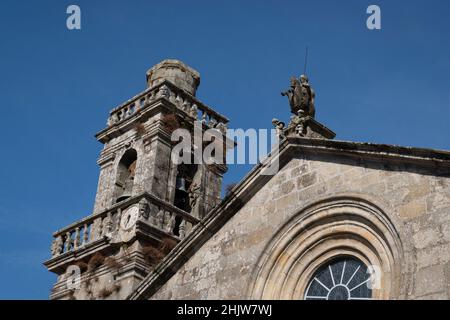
[174,161,199,213]
[114,149,138,203]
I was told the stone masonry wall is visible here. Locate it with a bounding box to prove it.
[150,153,450,300]
[93,114,162,214]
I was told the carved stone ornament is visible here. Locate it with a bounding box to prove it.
[281,74,316,118]
[51,236,63,257]
[272,119,286,139]
[188,181,201,208]
[138,198,150,220]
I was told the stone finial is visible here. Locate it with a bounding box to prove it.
[146,59,201,96]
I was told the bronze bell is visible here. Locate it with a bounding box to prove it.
[176,177,187,192]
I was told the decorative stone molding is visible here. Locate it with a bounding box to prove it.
[247,196,404,300]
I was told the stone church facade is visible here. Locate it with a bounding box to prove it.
[44,60,450,300]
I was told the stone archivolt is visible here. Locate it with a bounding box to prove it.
[248,196,404,300]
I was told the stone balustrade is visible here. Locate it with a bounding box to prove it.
[106,80,228,133]
[49,193,199,258]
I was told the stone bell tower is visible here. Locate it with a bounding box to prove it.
[44,59,229,300]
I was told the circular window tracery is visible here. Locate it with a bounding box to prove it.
[304,257,372,300]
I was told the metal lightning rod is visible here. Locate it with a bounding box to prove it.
[303,46,309,76]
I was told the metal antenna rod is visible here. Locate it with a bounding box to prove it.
[303,46,309,75]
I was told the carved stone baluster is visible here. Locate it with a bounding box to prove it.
[137,97,145,110]
[65,232,72,252]
[51,235,64,257]
[156,208,164,229]
[179,219,186,239]
[83,223,89,245]
[74,227,81,249]
[185,221,193,235]
[201,111,207,124]
[166,212,176,234]
[96,217,104,239]
[57,235,64,255]
[162,211,170,231]
[216,122,227,134]
[107,116,113,127]
[91,219,98,240]
[208,117,217,128]
[190,104,198,118]
[175,94,183,108]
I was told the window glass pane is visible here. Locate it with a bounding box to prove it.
[304,257,373,300]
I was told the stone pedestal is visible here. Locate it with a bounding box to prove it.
[285,116,336,139]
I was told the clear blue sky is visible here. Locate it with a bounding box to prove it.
[0,0,449,299]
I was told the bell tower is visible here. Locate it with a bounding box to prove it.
[44,59,229,300]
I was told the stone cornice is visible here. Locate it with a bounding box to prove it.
[287,137,450,170]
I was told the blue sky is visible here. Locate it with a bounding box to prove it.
[0,0,449,299]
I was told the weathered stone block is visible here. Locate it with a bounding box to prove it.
[290,163,309,179]
[398,200,427,220]
[426,192,450,212]
[442,222,450,243]
[413,227,441,249]
[281,180,296,194]
[415,265,445,296]
[417,243,450,270]
[296,172,317,189]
